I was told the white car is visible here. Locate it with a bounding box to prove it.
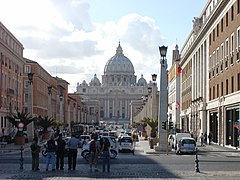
[176,137,197,154]
[118,136,134,154]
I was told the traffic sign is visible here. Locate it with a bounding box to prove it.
[18,122,24,128]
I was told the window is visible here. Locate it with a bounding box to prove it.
[238,0,240,14]
[221,18,223,32]
[213,86,215,99]
[217,24,219,37]
[231,34,234,64]
[226,12,228,27]
[225,40,229,68]
[237,28,240,62]
[231,5,234,21]
[209,88,212,100]
[238,73,240,90]
[231,76,234,93]
[217,84,219,97]
[209,34,212,46]
[213,29,215,41]
[24,65,30,73]
[226,79,229,95]
[221,82,223,96]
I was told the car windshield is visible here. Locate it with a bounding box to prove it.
[182,139,196,145]
[120,138,132,143]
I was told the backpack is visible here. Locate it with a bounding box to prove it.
[47,139,57,152]
[89,140,96,152]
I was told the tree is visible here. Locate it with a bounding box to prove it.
[36,116,55,133]
[6,111,37,136]
[141,117,158,137]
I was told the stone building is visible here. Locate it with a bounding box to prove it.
[76,42,150,126]
[180,0,240,147]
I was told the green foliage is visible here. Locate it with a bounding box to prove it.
[141,117,158,137]
[6,111,36,130]
[36,116,55,132]
[54,119,64,127]
[6,111,37,136]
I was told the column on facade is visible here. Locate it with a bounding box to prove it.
[112,99,115,117]
[73,104,76,123]
[125,100,128,120]
[120,100,122,119]
[104,99,106,119]
[107,99,109,119]
[193,54,196,100]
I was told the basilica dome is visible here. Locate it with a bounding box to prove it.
[89,74,101,86]
[104,42,135,75]
[137,74,147,86]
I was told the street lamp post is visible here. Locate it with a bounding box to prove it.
[59,94,63,122]
[48,86,52,117]
[154,45,168,152]
[27,72,34,141]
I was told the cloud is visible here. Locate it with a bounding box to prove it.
[0,1,171,92]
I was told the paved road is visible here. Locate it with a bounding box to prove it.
[0,138,240,179]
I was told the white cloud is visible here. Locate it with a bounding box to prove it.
[0,0,175,93]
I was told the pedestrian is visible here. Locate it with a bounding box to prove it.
[208,132,213,145]
[56,134,66,170]
[2,128,5,136]
[45,135,57,171]
[100,137,110,173]
[89,135,100,172]
[199,133,204,146]
[30,137,41,171]
[67,134,81,170]
[204,132,207,145]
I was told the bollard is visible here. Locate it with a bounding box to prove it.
[20,145,24,170]
[195,149,200,173]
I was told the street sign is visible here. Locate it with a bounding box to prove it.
[18,122,24,128]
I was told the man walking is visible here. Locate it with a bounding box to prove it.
[45,135,57,171]
[89,135,100,172]
[67,134,80,170]
[56,134,66,170]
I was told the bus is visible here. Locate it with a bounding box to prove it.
[71,124,85,138]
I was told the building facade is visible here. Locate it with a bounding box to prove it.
[76,42,150,126]
[179,0,240,148]
[0,21,25,135]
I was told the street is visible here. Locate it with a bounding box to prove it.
[1,140,240,179]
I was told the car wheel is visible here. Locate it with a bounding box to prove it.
[81,150,89,157]
[84,152,90,162]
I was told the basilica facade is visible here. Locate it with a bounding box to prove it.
[76,43,150,126]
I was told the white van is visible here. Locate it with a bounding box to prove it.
[173,133,191,150]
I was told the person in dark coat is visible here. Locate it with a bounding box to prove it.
[31,137,41,171]
[56,134,66,170]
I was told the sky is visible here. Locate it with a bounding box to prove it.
[0,0,207,93]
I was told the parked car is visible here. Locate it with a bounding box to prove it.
[118,135,134,154]
[174,133,191,150]
[176,137,197,155]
